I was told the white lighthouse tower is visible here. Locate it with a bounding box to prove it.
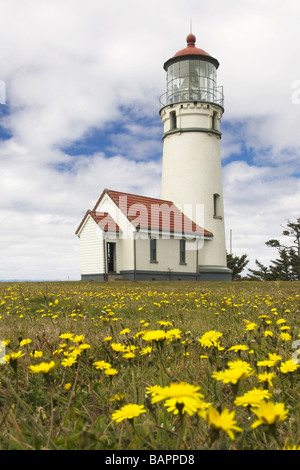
[160,33,231,280]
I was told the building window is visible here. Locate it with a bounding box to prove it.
[213,193,222,219]
[212,111,218,130]
[150,237,157,263]
[179,239,186,264]
[170,111,177,130]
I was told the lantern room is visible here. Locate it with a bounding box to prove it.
[160,34,224,108]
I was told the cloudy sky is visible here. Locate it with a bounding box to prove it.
[0,0,299,281]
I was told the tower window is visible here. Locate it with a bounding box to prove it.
[150,237,157,263]
[212,111,218,130]
[170,111,177,130]
[213,193,222,218]
[179,239,186,264]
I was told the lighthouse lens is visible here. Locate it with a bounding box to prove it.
[166,59,220,106]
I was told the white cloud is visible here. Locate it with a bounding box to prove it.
[0,0,299,279]
[223,161,300,271]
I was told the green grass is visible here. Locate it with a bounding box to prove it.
[0,280,299,450]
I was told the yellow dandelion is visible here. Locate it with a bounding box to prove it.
[19,338,32,347]
[234,388,272,407]
[251,401,289,428]
[29,361,56,375]
[200,407,242,440]
[198,330,223,348]
[280,359,300,373]
[104,368,118,376]
[111,404,146,422]
[142,330,167,343]
[280,332,292,341]
[93,360,112,370]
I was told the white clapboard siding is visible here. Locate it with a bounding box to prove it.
[79,216,104,275]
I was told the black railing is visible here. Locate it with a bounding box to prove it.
[159,86,224,108]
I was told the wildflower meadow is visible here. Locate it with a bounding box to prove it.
[0,280,300,450]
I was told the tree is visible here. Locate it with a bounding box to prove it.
[226,253,249,280]
[247,218,300,281]
[246,260,274,281]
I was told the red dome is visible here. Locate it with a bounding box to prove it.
[163,34,219,70]
[174,34,211,58]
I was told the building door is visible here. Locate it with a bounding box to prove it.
[107,242,116,273]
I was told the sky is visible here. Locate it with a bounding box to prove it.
[0,0,300,281]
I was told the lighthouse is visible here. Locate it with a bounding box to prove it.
[77,33,232,282]
[159,33,231,280]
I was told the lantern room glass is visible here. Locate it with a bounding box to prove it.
[165,59,223,106]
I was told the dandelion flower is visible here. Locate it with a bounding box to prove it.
[156,320,173,327]
[148,382,204,416]
[251,401,289,428]
[19,338,32,347]
[110,342,127,352]
[120,328,130,335]
[110,393,125,402]
[146,385,164,397]
[104,368,118,376]
[212,360,253,384]
[165,328,182,341]
[139,346,153,355]
[122,352,135,359]
[93,360,111,370]
[280,332,292,341]
[280,359,300,373]
[227,359,253,372]
[200,407,242,440]
[245,322,256,331]
[59,333,74,340]
[61,356,77,367]
[257,359,277,368]
[212,368,253,385]
[264,331,273,338]
[30,350,43,358]
[228,344,249,352]
[142,330,167,343]
[257,371,276,387]
[268,353,282,364]
[29,361,56,375]
[5,351,25,364]
[198,330,223,348]
[234,388,272,407]
[111,404,146,422]
[71,334,85,343]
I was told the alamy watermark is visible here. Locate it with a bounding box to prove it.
[94,197,206,251]
[0,80,6,105]
[291,80,300,104]
[292,340,300,365]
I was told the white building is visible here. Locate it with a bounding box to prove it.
[76,34,232,281]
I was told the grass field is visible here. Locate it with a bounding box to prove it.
[0,280,300,450]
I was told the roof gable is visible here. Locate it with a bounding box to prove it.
[75,209,121,235]
[92,189,213,237]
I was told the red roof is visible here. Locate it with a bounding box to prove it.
[163,34,219,70]
[75,210,121,235]
[174,34,211,58]
[87,189,213,237]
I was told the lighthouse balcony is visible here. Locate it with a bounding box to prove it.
[159,86,224,109]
